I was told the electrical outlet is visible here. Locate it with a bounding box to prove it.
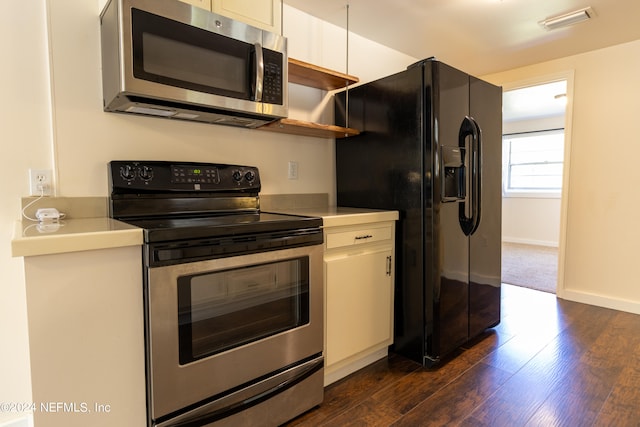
[288,161,299,180]
[29,169,53,196]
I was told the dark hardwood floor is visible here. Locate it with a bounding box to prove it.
[285,284,640,426]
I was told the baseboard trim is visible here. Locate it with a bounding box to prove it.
[502,237,558,248]
[324,348,388,387]
[561,289,640,315]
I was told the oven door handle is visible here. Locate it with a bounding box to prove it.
[156,354,324,427]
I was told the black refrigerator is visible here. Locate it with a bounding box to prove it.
[335,58,502,366]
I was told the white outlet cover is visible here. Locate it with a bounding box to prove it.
[29,169,53,196]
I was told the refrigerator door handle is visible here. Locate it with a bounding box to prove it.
[458,116,482,236]
[469,116,482,235]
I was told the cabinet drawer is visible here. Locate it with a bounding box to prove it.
[326,225,392,249]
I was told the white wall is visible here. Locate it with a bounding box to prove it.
[485,39,640,314]
[0,2,52,423]
[0,0,415,423]
[502,197,561,246]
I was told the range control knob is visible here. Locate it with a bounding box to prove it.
[232,170,243,182]
[139,165,154,181]
[244,170,256,182]
[120,165,136,181]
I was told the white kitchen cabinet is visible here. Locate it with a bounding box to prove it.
[323,221,395,385]
[213,0,281,33]
[178,0,212,10]
[179,0,282,33]
[22,246,146,427]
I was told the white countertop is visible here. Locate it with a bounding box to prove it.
[11,207,398,258]
[12,218,143,257]
[268,207,399,228]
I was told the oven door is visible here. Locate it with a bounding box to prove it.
[146,243,323,424]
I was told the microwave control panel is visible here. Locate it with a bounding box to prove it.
[262,49,283,105]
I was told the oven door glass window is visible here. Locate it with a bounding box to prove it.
[177,257,309,364]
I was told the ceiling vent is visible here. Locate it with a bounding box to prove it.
[540,7,595,30]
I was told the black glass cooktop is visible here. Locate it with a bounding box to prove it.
[122,212,323,243]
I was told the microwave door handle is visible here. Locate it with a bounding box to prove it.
[254,42,264,102]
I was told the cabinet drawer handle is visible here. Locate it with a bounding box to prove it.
[386,256,392,276]
[355,234,373,240]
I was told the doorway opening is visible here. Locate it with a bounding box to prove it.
[501,75,573,295]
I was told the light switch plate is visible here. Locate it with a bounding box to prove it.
[288,161,299,180]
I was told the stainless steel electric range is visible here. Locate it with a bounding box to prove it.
[109,160,324,427]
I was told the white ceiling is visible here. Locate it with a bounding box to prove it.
[283,0,640,76]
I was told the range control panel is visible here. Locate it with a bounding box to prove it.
[109,161,260,193]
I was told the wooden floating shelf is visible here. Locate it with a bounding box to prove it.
[288,58,359,91]
[259,59,361,138]
[258,118,360,139]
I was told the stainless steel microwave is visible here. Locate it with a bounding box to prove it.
[100,0,288,128]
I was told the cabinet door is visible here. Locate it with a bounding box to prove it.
[212,0,281,32]
[325,247,393,366]
[178,0,212,11]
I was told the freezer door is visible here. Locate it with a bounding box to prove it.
[432,62,472,361]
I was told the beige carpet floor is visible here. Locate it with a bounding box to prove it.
[501,242,558,293]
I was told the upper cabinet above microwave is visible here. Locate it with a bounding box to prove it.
[178,0,282,33]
